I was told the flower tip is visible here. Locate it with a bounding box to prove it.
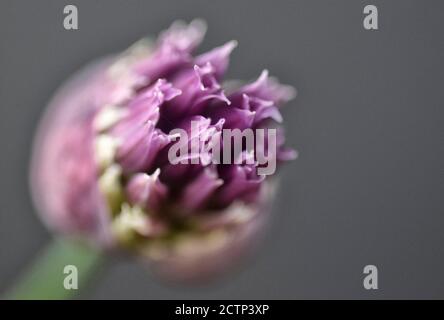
[161,19,207,52]
[220,90,231,105]
[281,148,298,161]
[282,85,297,101]
[189,18,208,37]
[151,168,161,180]
[222,40,238,55]
[214,118,226,130]
[259,69,269,81]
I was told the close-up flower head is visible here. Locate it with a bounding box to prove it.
[29,20,296,281]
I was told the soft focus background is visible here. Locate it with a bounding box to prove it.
[0,0,443,299]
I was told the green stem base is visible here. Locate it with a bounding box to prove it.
[6,238,102,300]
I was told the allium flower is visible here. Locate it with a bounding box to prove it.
[30,20,296,281]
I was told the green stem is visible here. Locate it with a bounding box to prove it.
[5,238,103,300]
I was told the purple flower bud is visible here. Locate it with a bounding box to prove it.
[30,20,296,281]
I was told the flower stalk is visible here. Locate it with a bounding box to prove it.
[6,238,102,300]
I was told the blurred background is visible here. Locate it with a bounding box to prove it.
[0,0,443,299]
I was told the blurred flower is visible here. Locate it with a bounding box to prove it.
[30,20,296,281]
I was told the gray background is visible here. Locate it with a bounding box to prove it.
[0,0,443,299]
